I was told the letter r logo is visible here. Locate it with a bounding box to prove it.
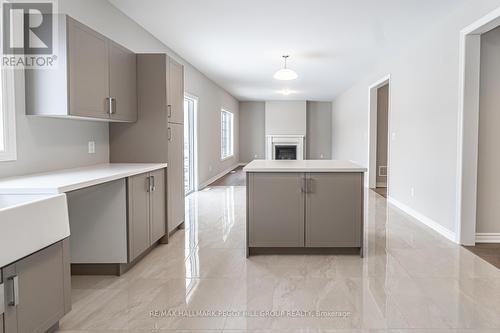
[2,2,53,55]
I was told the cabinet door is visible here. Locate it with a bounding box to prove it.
[0,271,4,333]
[109,41,137,122]
[128,173,151,262]
[305,173,363,247]
[150,169,167,243]
[167,123,185,232]
[248,173,305,247]
[3,242,66,333]
[67,17,110,119]
[167,57,184,124]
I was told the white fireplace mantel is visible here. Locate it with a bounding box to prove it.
[265,135,305,160]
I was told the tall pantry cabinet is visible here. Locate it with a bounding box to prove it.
[110,54,185,234]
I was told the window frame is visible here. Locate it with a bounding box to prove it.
[0,68,17,162]
[220,108,234,160]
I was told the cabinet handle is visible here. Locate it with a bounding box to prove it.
[307,178,313,193]
[110,97,116,115]
[147,176,151,192]
[151,175,156,192]
[7,275,19,307]
[301,177,307,193]
[168,127,172,141]
[106,97,112,115]
[167,105,172,118]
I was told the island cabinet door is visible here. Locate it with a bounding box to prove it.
[305,172,363,247]
[248,173,305,247]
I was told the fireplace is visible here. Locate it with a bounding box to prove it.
[265,135,305,160]
[275,145,297,160]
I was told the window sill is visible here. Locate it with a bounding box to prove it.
[220,155,234,162]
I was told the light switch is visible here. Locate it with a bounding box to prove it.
[88,141,96,154]
[391,132,396,141]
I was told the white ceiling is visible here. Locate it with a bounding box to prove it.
[110,0,465,101]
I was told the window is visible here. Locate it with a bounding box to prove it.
[0,69,17,161]
[220,109,234,160]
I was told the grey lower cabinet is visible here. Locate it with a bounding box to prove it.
[247,172,363,253]
[128,170,167,262]
[25,15,137,122]
[248,173,305,247]
[167,123,185,233]
[1,239,71,333]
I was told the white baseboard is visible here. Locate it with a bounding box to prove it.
[387,196,457,243]
[198,163,241,189]
[476,233,500,243]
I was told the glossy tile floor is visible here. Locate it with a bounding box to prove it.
[57,186,500,333]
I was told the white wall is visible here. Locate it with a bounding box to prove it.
[239,101,266,163]
[265,101,306,135]
[0,0,239,184]
[331,0,500,239]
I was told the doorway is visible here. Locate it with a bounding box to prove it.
[184,94,198,195]
[368,75,391,198]
[458,7,500,246]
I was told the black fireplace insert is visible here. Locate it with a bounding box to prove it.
[275,145,297,160]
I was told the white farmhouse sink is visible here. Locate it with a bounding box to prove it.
[0,194,70,268]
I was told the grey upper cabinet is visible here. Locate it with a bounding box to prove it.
[25,15,137,122]
[127,169,167,262]
[128,173,151,262]
[248,173,305,247]
[167,123,185,232]
[109,41,137,122]
[167,57,184,124]
[67,17,110,120]
[110,54,168,163]
[305,173,363,247]
[150,169,167,243]
[2,240,71,333]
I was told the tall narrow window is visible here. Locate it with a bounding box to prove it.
[0,69,17,161]
[220,109,234,160]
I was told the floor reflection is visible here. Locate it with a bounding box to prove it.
[59,186,500,332]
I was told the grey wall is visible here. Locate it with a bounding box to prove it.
[238,100,332,162]
[239,102,265,163]
[0,0,239,185]
[476,25,500,234]
[376,85,389,186]
[331,0,500,238]
[306,101,332,159]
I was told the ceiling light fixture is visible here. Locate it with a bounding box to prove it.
[273,55,298,81]
[278,88,296,96]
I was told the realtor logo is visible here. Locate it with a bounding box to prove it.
[2,1,57,68]
[3,2,52,54]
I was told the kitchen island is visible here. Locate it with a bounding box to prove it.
[244,160,366,257]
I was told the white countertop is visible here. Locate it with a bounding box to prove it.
[243,160,366,172]
[0,163,168,194]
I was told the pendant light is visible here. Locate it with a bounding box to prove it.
[273,55,298,81]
